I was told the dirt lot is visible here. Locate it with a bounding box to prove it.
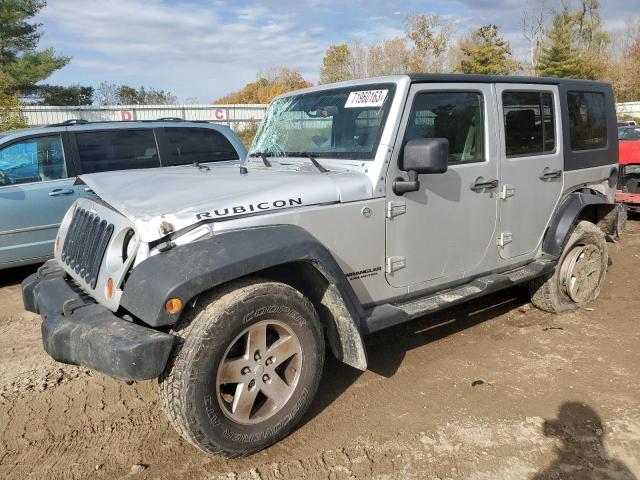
[1,220,639,480]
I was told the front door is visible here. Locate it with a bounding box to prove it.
[496,85,564,259]
[0,134,78,266]
[385,83,500,289]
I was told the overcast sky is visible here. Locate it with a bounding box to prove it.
[37,0,636,103]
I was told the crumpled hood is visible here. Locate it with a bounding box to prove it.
[80,163,372,242]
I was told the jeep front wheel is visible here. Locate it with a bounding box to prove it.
[530,220,608,313]
[159,280,325,457]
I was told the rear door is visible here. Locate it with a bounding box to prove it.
[0,133,78,266]
[496,84,563,259]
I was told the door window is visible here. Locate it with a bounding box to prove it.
[404,91,484,163]
[0,135,66,186]
[503,91,555,157]
[76,129,160,174]
[165,127,239,165]
[567,91,607,151]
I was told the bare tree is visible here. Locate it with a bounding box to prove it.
[367,38,411,76]
[95,82,119,105]
[349,40,368,79]
[522,0,549,75]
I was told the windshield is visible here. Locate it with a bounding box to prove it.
[251,84,396,160]
[618,127,640,140]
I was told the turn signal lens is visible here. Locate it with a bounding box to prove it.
[105,278,114,299]
[54,237,60,253]
[165,298,183,315]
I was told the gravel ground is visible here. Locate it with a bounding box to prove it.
[1,218,639,479]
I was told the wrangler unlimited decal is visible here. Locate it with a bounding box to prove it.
[346,266,382,281]
[196,197,303,220]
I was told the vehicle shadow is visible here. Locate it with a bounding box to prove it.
[0,264,38,289]
[365,287,527,378]
[532,402,637,480]
[301,286,528,427]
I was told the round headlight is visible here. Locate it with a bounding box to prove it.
[122,229,137,262]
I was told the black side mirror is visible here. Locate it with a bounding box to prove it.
[393,138,449,195]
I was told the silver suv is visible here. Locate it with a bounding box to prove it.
[22,74,619,457]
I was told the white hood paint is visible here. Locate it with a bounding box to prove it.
[80,163,373,242]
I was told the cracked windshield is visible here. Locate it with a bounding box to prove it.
[251,84,395,160]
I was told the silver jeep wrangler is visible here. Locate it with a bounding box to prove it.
[22,74,619,457]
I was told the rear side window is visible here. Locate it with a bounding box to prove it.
[503,91,555,157]
[0,135,66,186]
[567,91,607,151]
[165,128,239,165]
[404,91,484,163]
[76,129,160,174]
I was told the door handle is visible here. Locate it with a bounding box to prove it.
[471,178,498,191]
[48,188,75,197]
[540,168,562,180]
[84,187,94,193]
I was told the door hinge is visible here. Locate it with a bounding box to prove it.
[497,232,513,248]
[386,256,406,273]
[500,184,516,200]
[386,201,406,218]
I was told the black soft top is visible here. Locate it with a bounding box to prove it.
[408,73,610,88]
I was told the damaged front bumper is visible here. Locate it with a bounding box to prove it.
[22,260,174,382]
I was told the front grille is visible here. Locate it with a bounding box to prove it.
[60,207,114,289]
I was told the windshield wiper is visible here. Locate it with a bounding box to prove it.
[284,152,329,173]
[248,151,272,167]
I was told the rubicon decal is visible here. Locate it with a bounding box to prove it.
[196,198,303,220]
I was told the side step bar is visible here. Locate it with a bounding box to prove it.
[362,259,556,335]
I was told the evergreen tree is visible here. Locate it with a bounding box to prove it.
[0,73,26,131]
[538,8,584,78]
[33,84,94,106]
[455,25,520,75]
[537,3,608,79]
[0,0,69,94]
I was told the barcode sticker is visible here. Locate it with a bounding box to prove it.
[344,89,388,108]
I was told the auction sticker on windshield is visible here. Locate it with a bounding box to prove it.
[345,89,388,108]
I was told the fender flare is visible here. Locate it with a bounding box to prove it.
[542,191,610,258]
[120,224,368,370]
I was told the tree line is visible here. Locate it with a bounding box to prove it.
[230,1,638,105]
[1,0,639,133]
[318,1,639,102]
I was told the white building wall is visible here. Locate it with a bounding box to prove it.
[616,102,640,118]
[18,104,268,130]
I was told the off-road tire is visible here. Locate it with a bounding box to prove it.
[159,279,325,457]
[530,221,608,313]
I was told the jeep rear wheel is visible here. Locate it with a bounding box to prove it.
[159,279,324,457]
[530,221,608,313]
